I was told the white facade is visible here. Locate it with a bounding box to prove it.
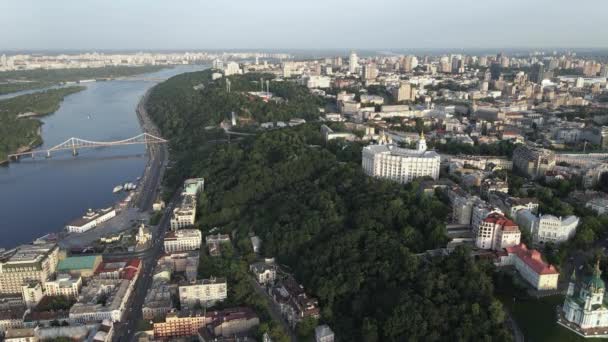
[562,263,608,332]
[516,210,579,244]
[43,274,82,298]
[304,75,331,89]
[474,213,521,250]
[66,208,116,233]
[170,194,197,230]
[0,244,59,295]
[21,282,44,309]
[164,229,201,253]
[348,51,358,74]
[223,62,241,76]
[179,277,227,308]
[361,136,440,184]
[534,215,579,244]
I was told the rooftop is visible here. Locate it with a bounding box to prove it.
[58,255,100,271]
[506,243,559,275]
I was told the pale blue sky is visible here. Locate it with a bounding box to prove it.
[0,0,606,50]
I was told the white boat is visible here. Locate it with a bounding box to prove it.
[113,185,123,193]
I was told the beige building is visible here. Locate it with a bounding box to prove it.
[0,244,59,295]
[179,277,227,308]
[496,243,559,290]
[21,282,44,309]
[43,274,82,298]
[512,145,555,178]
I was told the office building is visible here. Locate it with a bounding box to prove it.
[361,134,440,184]
[348,51,358,74]
[164,229,202,253]
[0,244,59,295]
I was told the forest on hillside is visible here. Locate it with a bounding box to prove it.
[146,70,513,341]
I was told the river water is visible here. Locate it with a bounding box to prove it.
[0,65,206,248]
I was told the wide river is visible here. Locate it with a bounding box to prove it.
[0,65,206,248]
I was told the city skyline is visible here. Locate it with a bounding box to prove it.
[2,0,608,50]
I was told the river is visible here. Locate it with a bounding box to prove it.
[0,65,206,248]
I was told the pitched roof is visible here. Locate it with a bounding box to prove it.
[505,243,559,275]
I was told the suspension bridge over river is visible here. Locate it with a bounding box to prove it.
[7,133,168,161]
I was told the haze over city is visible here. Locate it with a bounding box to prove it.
[4,2,608,342]
[1,0,608,50]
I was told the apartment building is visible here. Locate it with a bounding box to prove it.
[178,277,227,308]
[0,244,59,295]
[474,213,521,250]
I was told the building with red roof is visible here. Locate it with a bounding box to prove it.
[95,258,141,281]
[496,243,559,290]
[475,213,521,251]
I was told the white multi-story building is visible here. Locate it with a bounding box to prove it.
[21,282,44,309]
[65,208,116,233]
[164,229,202,253]
[496,243,559,290]
[43,274,82,298]
[474,213,521,250]
[348,51,358,74]
[170,195,197,230]
[178,277,227,308]
[0,244,59,295]
[361,134,440,184]
[516,210,579,244]
[223,62,241,76]
[69,278,133,323]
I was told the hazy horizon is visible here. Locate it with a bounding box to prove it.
[1,0,607,51]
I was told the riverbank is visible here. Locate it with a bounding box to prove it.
[133,86,168,210]
[0,65,168,96]
[0,86,86,163]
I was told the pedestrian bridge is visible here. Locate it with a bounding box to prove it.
[8,133,167,161]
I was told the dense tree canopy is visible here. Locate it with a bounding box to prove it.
[146,70,513,341]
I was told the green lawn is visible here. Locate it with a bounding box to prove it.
[500,295,608,342]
